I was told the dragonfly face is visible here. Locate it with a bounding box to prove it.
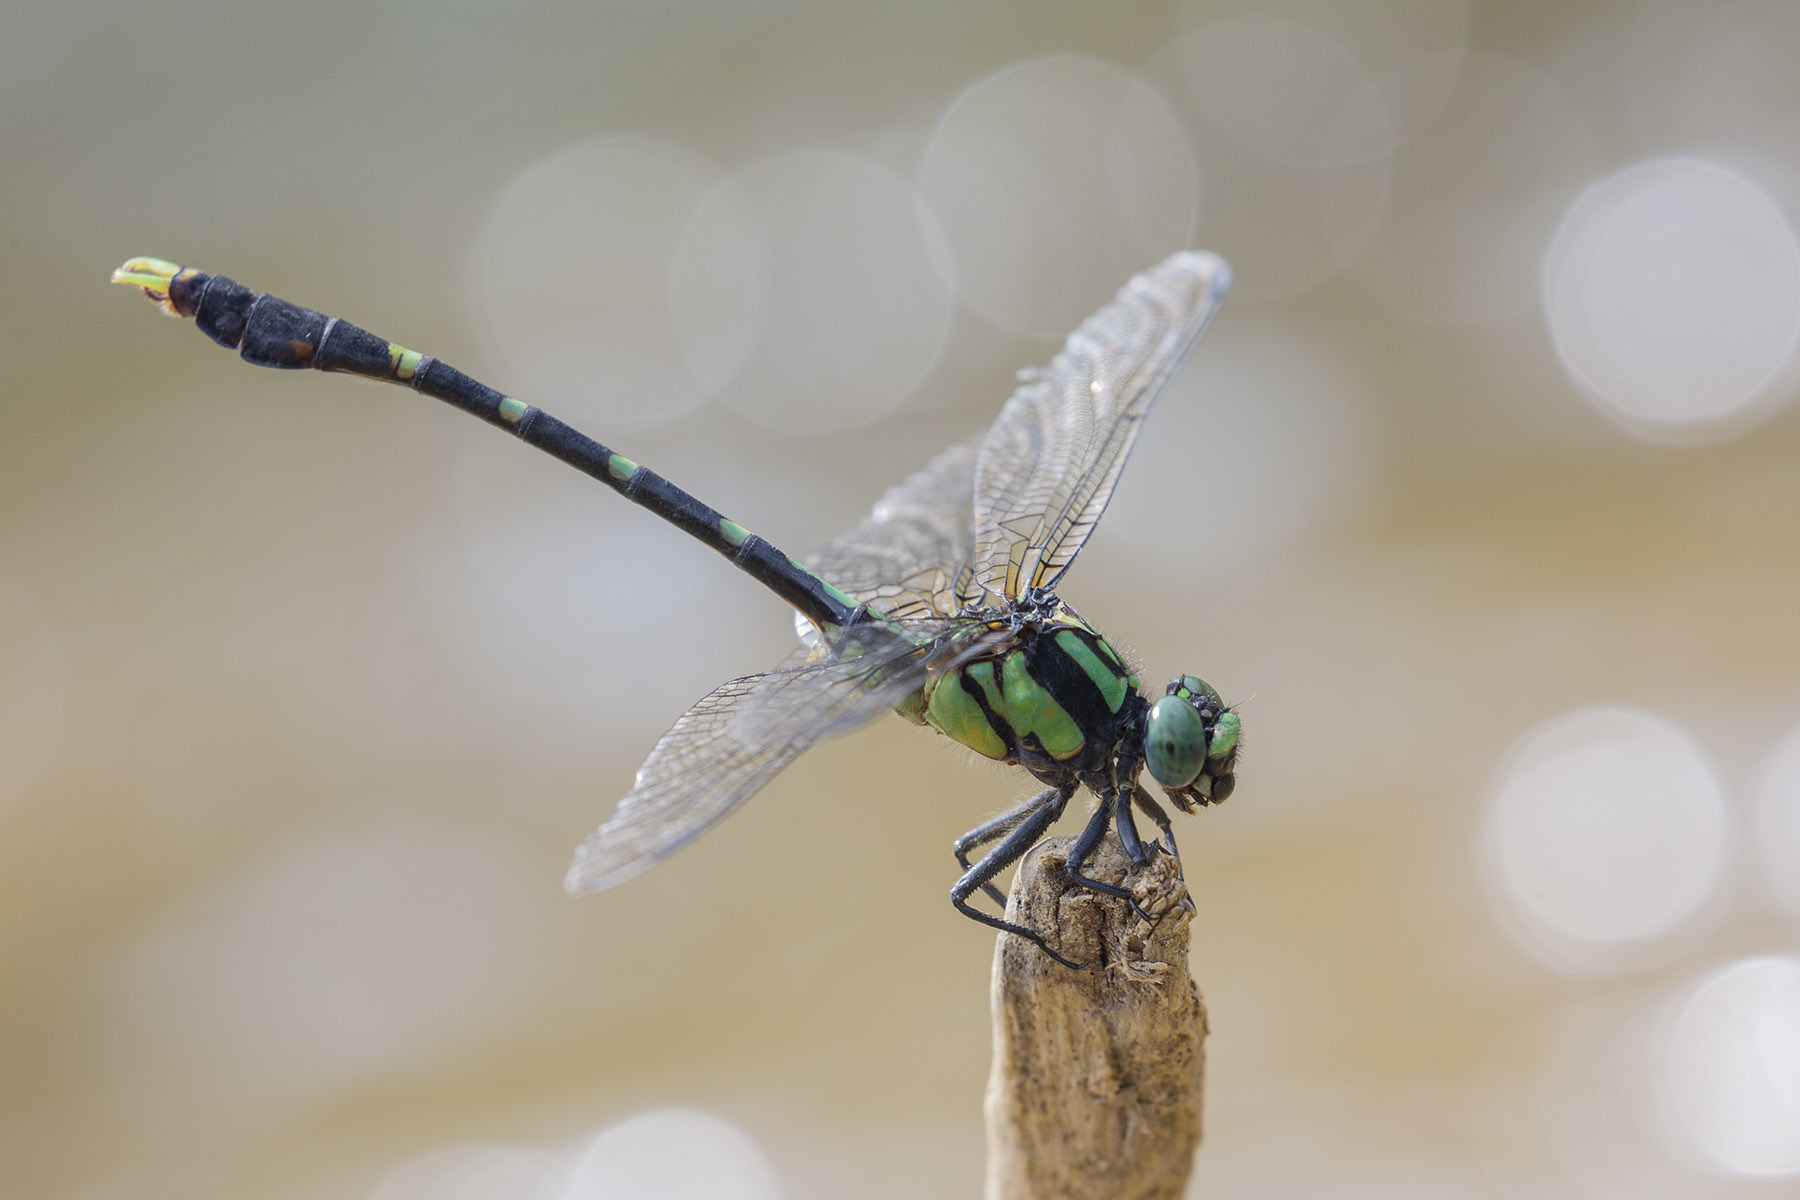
[1146,675,1239,813]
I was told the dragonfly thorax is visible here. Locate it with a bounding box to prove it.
[905,609,1144,778]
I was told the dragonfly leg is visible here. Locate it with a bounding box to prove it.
[1132,785,1178,858]
[954,793,1049,907]
[951,786,1084,969]
[1113,788,1151,866]
[1065,795,1155,925]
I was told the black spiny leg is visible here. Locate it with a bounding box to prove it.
[1065,795,1155,925]
[1132,785,1179,858]
[951,786,1083,969]
[954,793,1050,907]
[1113,788,1151,865]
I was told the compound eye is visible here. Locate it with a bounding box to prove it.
[1146,695,1207,789]
[1209,710,1241,760]
[1167,675,1224,715]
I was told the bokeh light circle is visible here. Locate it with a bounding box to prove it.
[1102,314,1375,582]
[918,54,1198,339]
[114,826,547,1131]
[1343,52,1592,326]
[1656,1,1800,158]
[472,137,732,428]
[1152,24,1395,299]
[1652,956,1800,1176]
[563,1110,780,1200]
[1174,0,1475,152]
[669,148,953,433]
[369,1144,560,1200]
[1752,724,1800,918]
[1542,157,1800,440]
[1516,998,1680,1197]
[1176,13,1383,169]
[1481,707,1730,973]
[364,1111,777,1200]
[419,423,771,753]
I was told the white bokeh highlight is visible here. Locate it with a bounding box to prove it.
[1481,708,1730,973]
[1174,0,1475,150]
[367,1111,779,1200]
[1542,158,1800,440]
[1652,957,1800,1177]
[1524,999,1677,1198]
[669,148,953,432]
[563,1110,780,1200]
[918,54,1198,339]
[1666,1,1800,158]
[1177,13,1387,169]
[417,426,773,753]
[1101,313,1376,582]
[1345,53,1591,326]
[472,137,732,427]
[107,826,547,1139]
[1752,723,1800,918]
[369,1144,561,1200]
[1152,23,1394,299]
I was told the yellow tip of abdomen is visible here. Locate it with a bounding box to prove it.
[111,256,182,290]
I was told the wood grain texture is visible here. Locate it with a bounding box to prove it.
[984,833,1206,1200]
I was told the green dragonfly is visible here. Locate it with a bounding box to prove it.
[112,250,1240,967]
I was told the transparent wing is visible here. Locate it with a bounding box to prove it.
[565,632,936,895]
[967,251,1231,602]
[800,437,980,624]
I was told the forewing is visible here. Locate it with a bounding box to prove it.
[564,637,934,896]
[967,251,1231,601]
[800,437,979,624]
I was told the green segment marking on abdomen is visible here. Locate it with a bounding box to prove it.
[388,344,426,381]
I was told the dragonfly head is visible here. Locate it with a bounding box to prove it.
[1143,675,1240,813]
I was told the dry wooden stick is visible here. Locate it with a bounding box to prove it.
[984,832,1207,1200]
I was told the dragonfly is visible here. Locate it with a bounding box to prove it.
[111,250,1240,967]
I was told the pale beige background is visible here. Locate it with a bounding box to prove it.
[5,2,1800,1197]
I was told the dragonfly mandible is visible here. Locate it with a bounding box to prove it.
[111,250,1241,967]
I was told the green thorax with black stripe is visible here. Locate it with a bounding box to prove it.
[902,607,1142,773]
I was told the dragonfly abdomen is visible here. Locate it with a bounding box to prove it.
[110,258,859,635]
[919,620,1141,772]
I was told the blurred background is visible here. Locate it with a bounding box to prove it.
[6,0,1800,1196]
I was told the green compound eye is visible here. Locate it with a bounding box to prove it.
[1209,710,1241,760]
[1146,695,1208,789]
[1168,675,1223,712]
